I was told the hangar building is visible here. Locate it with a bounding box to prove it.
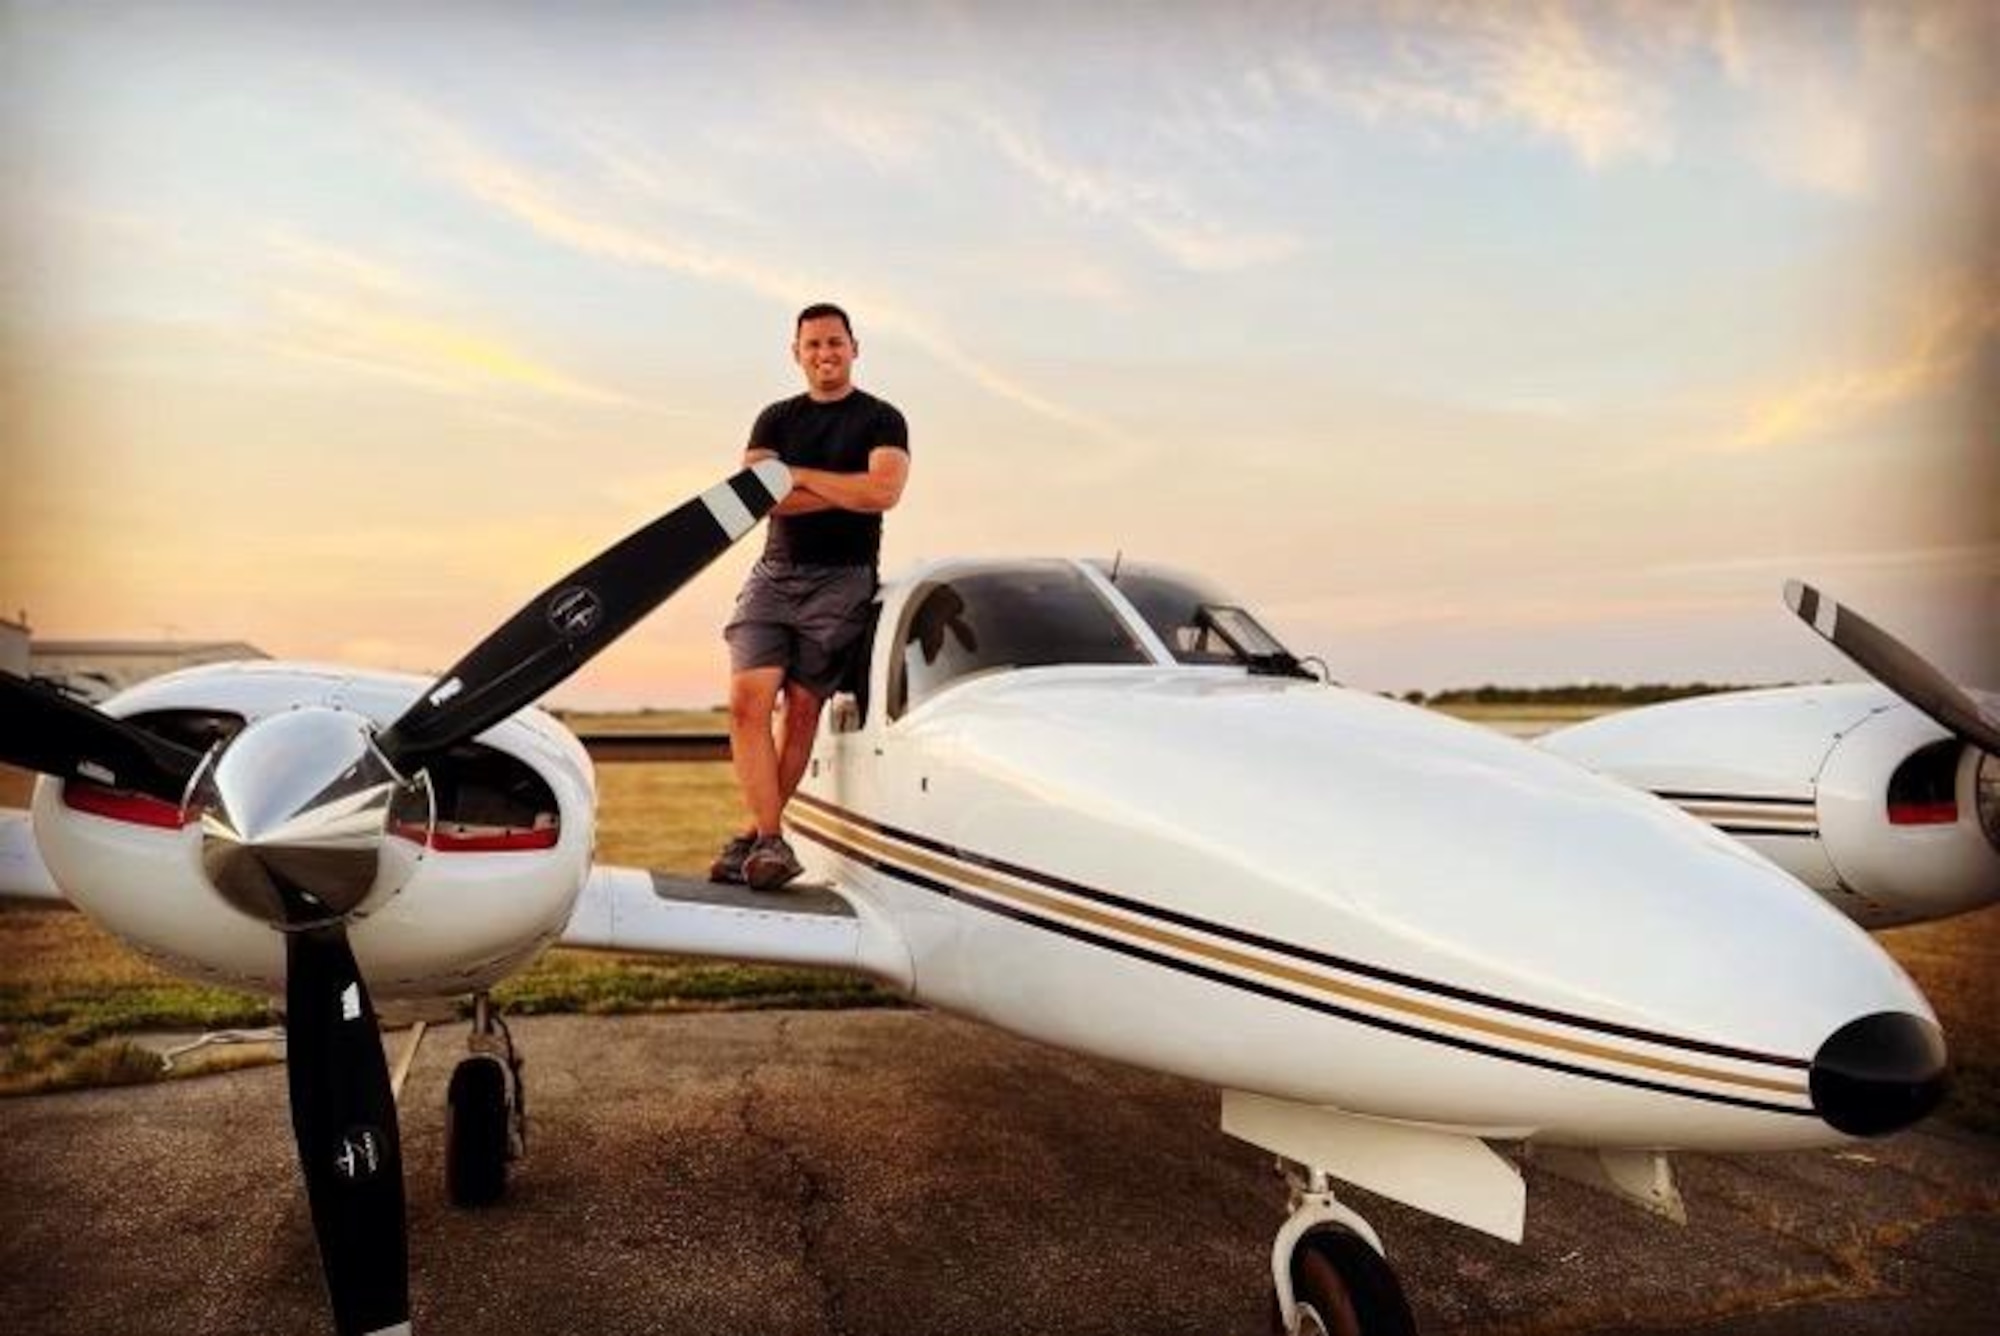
[0,615,27,677]
[30,639,269,703]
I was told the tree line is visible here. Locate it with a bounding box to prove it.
[1400,682,1776,707]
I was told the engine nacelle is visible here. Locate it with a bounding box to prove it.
[29,662,597,998]
[1540,684,2000,928]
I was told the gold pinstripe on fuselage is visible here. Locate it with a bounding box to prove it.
[786,799,1811,1103]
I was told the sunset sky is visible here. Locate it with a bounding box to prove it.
[3,1,1995,708]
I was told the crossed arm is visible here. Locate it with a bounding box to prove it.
[745,446,909,516]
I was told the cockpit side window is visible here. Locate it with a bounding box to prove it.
[891,562,1148,717]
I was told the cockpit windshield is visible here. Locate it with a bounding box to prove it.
[891,561,1149,716]
[1091,561,1313,678]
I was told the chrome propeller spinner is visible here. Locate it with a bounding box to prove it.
[191,706,432,931]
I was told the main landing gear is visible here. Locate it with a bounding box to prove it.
[444,992,526,1207]
[1269,1162,1417,1336]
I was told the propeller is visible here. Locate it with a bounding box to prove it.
[287,926,410,1336]
[0,671,203,802]
[376,460,792,770]
[0,459,791,1336]
[1784,579,2000,757]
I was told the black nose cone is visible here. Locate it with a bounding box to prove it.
[1810,1012,1949,1137]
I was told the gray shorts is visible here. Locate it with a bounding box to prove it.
[723,560,878,696]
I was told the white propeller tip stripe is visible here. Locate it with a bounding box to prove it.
[751,458,793,502]
[700,481,757,541]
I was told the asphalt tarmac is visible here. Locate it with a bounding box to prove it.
[1,1010,1995,1336]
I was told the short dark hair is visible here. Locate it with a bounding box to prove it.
[796,302,853,339]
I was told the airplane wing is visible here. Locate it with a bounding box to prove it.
[560,866,892,976]
[0,807,63,903]
[0,815,892,969]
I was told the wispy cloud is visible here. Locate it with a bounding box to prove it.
[392,103,1137,450]
[1642,542,2000,581]
[1707,0,1749,84]
[242,222,650,408]
[1273,4,1672,169]
[260,229,415,297]
[418,117,770,288]
[1481,4,1671,167]
[810,94,934,171]
[1694,0,1998,201]
[973,115,1300,273]
[1263,0,1980,197]
[18,204,654,416]
[1728,284,2000,449]
[265,287,646,409]
[1266,584,1751,635]
[569,127,764,229]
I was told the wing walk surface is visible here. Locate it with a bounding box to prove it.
[562,867,860,970]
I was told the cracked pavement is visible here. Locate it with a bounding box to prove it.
[737,1015,847,1335]
[1,1010,1995,1335]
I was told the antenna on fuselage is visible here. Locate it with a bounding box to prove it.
[1109,549,1123,582]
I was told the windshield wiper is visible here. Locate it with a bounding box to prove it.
[1194,606,1316,679]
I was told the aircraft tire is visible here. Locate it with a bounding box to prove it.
[444,1054,510,1208]
[1271,1226,1417,1336]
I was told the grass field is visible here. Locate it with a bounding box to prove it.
[1878,909,2000,1126]
[4,730,1998,1130]
[1430,701,1623,724]
[558,707,729,735]
[0,760,880,1094]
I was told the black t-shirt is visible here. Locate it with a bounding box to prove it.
[750,388,909,567]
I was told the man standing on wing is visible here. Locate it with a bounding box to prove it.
[713,302,910,890]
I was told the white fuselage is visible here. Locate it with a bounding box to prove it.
[781,560,1936,1154]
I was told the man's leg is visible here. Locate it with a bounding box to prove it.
[775,680,825,808]
[740,676,811,891]
[739,682,818,892]
[727,666,787,835]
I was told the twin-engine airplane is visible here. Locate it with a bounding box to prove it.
[0,460,1982,1336]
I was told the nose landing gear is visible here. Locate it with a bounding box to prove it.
[1225,1089,1525,1334]
[1270,1163,1417,1336]
[444,992,526,1208]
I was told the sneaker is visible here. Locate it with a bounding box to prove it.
[708,833,756,885]
[743,834,804,891]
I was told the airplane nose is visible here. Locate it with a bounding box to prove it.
[1810,1012,1949,1136]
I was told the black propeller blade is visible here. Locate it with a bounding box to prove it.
[375,461,790,770]
[287,926,409,1336]
[1784,579,2000,756]
[0,669,204,802]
